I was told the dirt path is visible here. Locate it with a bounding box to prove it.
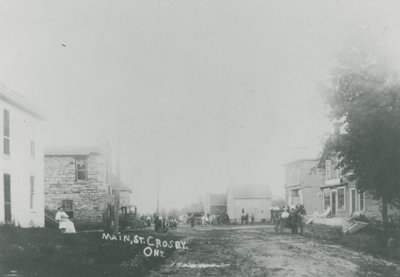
[148,225,400,277]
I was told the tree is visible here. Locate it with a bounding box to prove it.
[320,47,400,224]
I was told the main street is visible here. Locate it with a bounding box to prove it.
[148,225,400,277]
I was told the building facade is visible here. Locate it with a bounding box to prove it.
[227,185,272,223]
[321,155,390,221]
[203,193,227,216]
[0,87,45,227]
[44,146,114,227]
[111,174,133,215]
[284,159,324,214]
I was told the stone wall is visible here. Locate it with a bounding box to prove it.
[45,153,112,225]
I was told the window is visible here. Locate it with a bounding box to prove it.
[359,191,365,211]
[75,158,88,181]
[30,141,35,157]
[3,109,10,155]
[350,188,357,214]
[325,160,331,180]
[30,176,35,209]
[62,200,74,218]
[337,187,345,211]
[323,189,330,210]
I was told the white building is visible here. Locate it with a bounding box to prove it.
[227,185,272,223]
[0,86,45,227]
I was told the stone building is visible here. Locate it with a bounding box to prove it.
[284,158,324,214]
[203,193,227,216]
[44,145,114,227]
[227,185,272,223]
[0,85,45,227]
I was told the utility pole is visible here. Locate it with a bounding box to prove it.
[113,131,121,234]
[156,159,160,214]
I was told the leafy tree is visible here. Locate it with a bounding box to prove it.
[320,47,400,223]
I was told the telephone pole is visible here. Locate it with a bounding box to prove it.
[113,131,121,233]
[156,159,160,214]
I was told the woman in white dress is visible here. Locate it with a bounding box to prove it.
[55,207,76,234]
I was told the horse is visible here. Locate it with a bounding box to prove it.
[201,214,210,226]
[178,214,188,225]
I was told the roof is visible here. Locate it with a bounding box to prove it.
[45,146,101,156]
[0,83,45,119]
[209,193,227,206]
[111,174,131,192]
[229,185,272,199]
[283,158,318,166]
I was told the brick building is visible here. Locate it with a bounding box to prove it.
[283,158,324,214]
[44,145,115,227]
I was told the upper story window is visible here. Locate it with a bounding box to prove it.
[30,141,35,157]
[3,109,10,155]
[30,176,35,209]
[325,160,331,180]
[75,158,88,181]
[326,157,341,180]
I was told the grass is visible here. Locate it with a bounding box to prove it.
[304,223,400,261]
[0,225,183,277]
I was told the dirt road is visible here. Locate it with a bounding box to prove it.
[148,225,400,277]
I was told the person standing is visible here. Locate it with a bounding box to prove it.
[189,213,195,227]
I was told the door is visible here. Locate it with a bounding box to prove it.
[331,190,337,216]
[4,174,11,223]
[350,189,357,214]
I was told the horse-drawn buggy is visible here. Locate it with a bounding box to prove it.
[274,204,306,234]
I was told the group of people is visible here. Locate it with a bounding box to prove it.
[240,213,255,225]
[152,215,179,232]
[273,204,306,234]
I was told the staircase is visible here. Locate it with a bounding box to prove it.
[45,209,59,229]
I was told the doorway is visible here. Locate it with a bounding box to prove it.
[331,190,337,216]
[4,174,11,223]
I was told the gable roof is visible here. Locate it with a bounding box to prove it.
[229,185,272,199]
[0,83,45,120]
[45,146,101,156]
[209,193,227,206]
[111,174,131,193]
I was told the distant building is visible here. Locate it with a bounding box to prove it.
[44,145,115,227]
[110,174,133,215]
[283,158,324,213]
[203,193,227,216]
[0,86,45,227]
[227,185,272,223]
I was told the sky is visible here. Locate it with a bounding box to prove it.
[1,0,400,213]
